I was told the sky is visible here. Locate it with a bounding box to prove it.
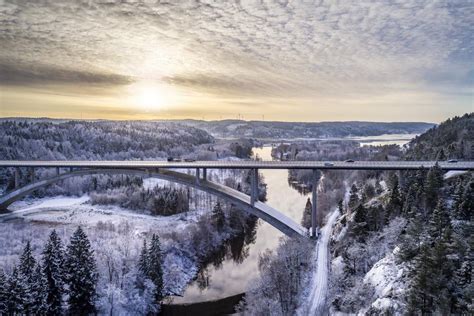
[0,0,472,122]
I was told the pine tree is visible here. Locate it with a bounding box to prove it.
[19,241,37,313]
[65,226,97,315]
[211,201,226,232]
[451,179,464,218]
[453,260,472,312]
[386,174,402,220]
[337,199,344,214]
[19,241,36,280]
[407,245,435,314]
[148,234,164,305]
[42,229,64,315]
[31,263,48,315]
[398,207,424,261]
[425,164,444,211]
[0,269,7,314]
[348,184,359,210]
[138,239,149,277]
[428,199,451,241]
[7,267,28,315]
[353,204,369,241]
[301,198,312,228]
[458,179,473,221]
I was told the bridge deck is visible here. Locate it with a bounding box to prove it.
[0,160,472,171]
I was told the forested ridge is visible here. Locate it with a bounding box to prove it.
[329,114,473,314]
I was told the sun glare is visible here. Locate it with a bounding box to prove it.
[129,82,174,111]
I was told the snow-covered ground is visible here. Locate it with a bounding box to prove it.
[361,249,407,314]
[298,209,340,315]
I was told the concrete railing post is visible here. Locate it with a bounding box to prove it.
[311,169,319,238]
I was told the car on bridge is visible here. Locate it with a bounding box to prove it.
[345,159,355,163]
[448,159,458,163]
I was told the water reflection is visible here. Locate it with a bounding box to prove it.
[173,146,311,303]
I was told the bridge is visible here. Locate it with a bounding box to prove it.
[0,160,472,238]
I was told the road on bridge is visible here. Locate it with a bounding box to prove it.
[0,160,472,171]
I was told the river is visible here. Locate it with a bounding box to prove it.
[172,146,311,304]
[171,134,416,306]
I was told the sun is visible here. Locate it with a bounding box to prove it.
[129,82,174,111]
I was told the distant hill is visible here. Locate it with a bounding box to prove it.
[182,120,435,139]
[405,112,473,160]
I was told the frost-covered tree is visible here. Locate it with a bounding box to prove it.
[31,263,48,315]
[148,234,164,305]
[0,269,7,314]
[428,199,451,241]
[7,267,28,314]
[42,229,65,315]
[19,241,37,313]
[65,226,98,315]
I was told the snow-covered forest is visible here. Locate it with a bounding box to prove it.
[238,113,473,315]
[0,119,264,314]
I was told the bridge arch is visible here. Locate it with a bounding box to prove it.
[0,168,306,237]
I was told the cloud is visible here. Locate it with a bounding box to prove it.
[0,0,472,120]
[0,62,132,86]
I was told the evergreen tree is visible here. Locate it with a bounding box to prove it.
[0,269,7,314]
[337,199,344,214]
[19,241,36,280]
[138,239,149,277]
[148,234,164,305]
[353,204,369,241]
[362,183,375,202]
[7,267,28,315]
[19,241,37,313]
[211,201,226,232]
[451,179,464,218]
[301,198,312,228]
[386,174,402,221]
[398,207,424,261]
[42,229,64,315]
[407,245,435,314]
[458,179,473,221]
[453,260,472,312]
[348,184,359,210]
[425,164,444,211]
[31,263,48,315]
[428,199,451,241]
[65,226,97,315]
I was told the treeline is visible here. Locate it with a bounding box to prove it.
[91,185,189,216]
[406,112,473,160]
[0,227,166,315]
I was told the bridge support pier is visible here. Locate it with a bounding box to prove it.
[250,168,258,207]
[311,169,319,238]
[196,168,200,185]
[14,168,20,189]
[203,168,207,181]
[56,167,60,176]
[28,168,35,182]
